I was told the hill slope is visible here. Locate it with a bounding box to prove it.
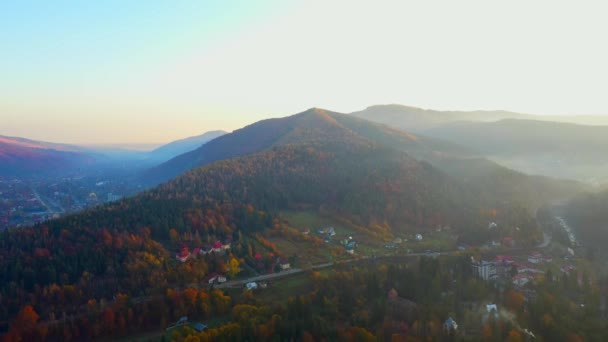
[146,130,227,162]
[424,119,608,182]
[0,135,97,177]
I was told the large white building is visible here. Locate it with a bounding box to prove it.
[471,257,497,280]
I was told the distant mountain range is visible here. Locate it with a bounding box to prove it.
[352,104,608,131]
[0,130,227,178]
[353,105,608,183]
[146,130,227,163]
[0,135,97,177]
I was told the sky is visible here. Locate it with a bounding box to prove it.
[1,0,607,145]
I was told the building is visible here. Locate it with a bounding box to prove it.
[176,246,190,263]
[318,226,336,236]
[245,282,258,290]
[279,259,291,270]
[502,236,515,247]
[212,241,222,253]
[471,257,496,281]
[512,274,531,287]
[444,317,458,331]
[528,251,543,264]
[205,273,227,285]
[415,234,423,241]
[222,238,232,250]
[193,323,208,332]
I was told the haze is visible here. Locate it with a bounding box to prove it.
[1,0,608,144]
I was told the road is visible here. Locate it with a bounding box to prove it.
[537,232,551,248]
[214,251,451,289]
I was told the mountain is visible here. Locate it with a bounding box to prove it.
[146,130,227,163]
[146,108,474,184]
[351,104,608,132]
[423,119,608,183]
[0,135,98,177]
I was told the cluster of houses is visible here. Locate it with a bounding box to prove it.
[175,238,232,262]
[312,226,358,254]
[471,253,549,287]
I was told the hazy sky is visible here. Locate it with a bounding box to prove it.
[1,0,607,144]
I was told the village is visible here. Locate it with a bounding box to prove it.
[159,208,589,339]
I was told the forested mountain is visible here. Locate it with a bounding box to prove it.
[0,135,98,177]
[146,108,587,199]
[564,190,608,250]
[146,130,227,163]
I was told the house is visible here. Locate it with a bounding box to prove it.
[346,241,356,249]
[561,264,576,275]
[512,274,531,286]
[193,323,208,332]
[486,304,498,313]
[415,234,423,241]
[245,282,258,290]
[489,222,498,229]
[192,247,201,256]
[302,228,310,235]
[528,251,543,264]
[393,237,403,244]
[205,273,227,285]
[444,317,458,331]
[201,244,212,255]
[345,245,355,254]
[176,246,191,262]
[222,238,232,250]
[318,226,336,236]
[279,259,290,270]
[502,236,515,247]
[212,241,222,253]
[495,255,514,264]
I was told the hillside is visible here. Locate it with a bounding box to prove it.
[146,130,227,163]
[563,190,608,251]
[146,108,477,184]
[0,135,98,177]
[424,119,608,182]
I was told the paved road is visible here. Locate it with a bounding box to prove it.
[214,252,451,288]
